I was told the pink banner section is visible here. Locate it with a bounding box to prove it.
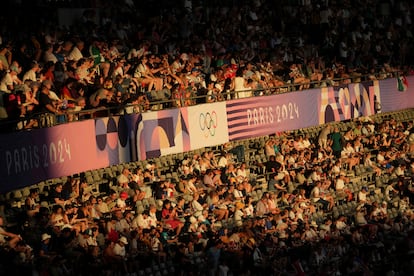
[0,120,107,192]
[378,75,414,113]
[226,89,320,140]
[0,77,413,192]
[187,102,229,150]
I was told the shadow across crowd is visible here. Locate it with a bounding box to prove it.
[1,110,414,275]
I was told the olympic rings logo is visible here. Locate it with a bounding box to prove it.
[199,111,218,137]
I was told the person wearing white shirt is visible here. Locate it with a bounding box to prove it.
[113,236,128,259]
[131,211,153,230]
[43,43,58,64]
[233,183,245,202]
[22,61,40,82]
[236,163,249,183]
[218,152,231,168]
[357,187,369,204]
[67,41,84,62]
[148,205,159,225]
[191,193,204,217]
[233,68,251,99]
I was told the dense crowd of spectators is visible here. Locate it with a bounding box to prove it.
[0,0,413,130]
[1,0,414,275]
[2,112,414,275]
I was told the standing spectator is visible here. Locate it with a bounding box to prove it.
[232,67,250,99]
[330,127,343,159]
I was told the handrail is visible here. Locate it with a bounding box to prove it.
[0,70,407,133]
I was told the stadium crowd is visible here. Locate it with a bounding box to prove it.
[3,113,414,275]
[0,0,413,129]
[1,0,414,275]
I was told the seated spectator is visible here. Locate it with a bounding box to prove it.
[357,186,370,204]
[341,141,360,171]
[49,183,75,206]
[25,188,40,217]
[363,152,382,177]
[289,63,310,91]
[310,181,331,211]
[335,173,353,202]
[0,215,22,249]
[255,193,270,217]
[161,200,183,236]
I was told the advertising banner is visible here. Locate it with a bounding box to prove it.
[136,109,191,160]
[94,116,131,165]
[378,75,414,113]
[318,80,381,124]
[226,89,320,140]
[187,102,229,150]
[0,121,103,192]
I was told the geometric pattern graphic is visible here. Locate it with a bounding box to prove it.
[318,80,380,124]
[136,108,190,160]
[94,116,130,165]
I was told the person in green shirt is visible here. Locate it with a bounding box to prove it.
[330,127,343,158]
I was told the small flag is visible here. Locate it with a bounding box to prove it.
[397,76,408,91]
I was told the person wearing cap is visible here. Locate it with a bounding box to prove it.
[112,236,129,274]
[115,191,129,212]
[39,233,55,260]
[357,186,369,204]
